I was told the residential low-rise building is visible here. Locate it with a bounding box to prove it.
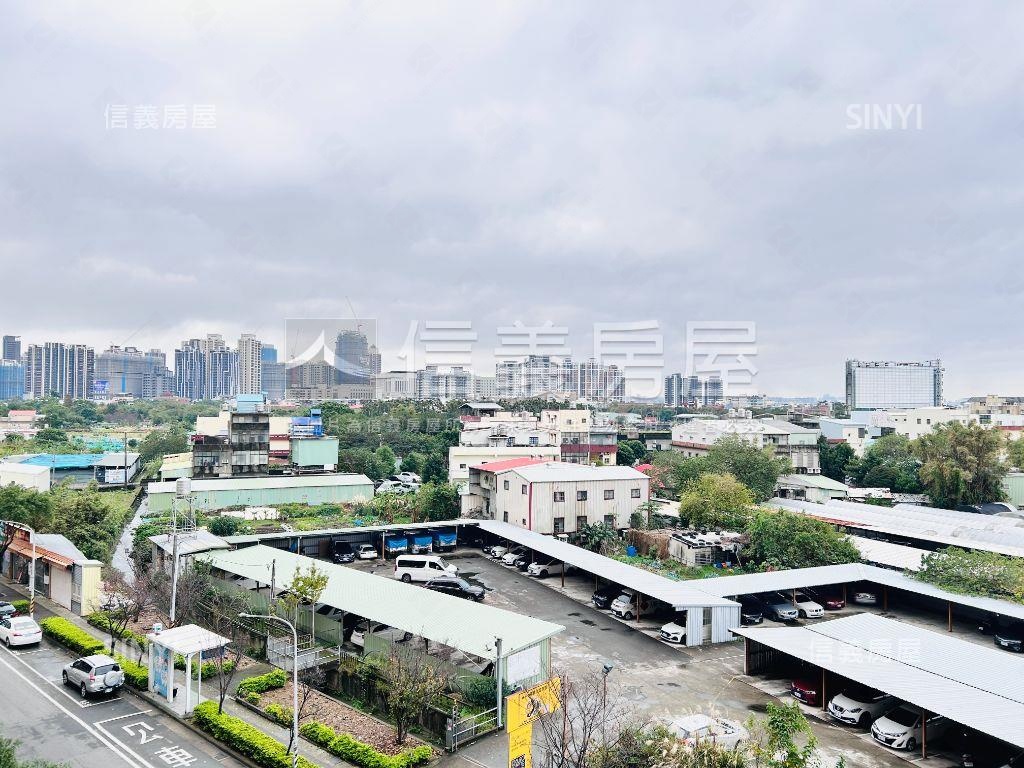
[462,459,649,534]
[868,407,978,441]
[147,473,374,513]
[775,473,850,503]
[541,409,617,465]
[0,409,41,440]
[1,525,102,616]
[671,417,821,473]
[817,416,883,458]
[448,445,562,487]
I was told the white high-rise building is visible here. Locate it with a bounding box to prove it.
[238,334,263,395]
[845,360,943,410]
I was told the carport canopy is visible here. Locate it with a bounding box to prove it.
[734,614,1024,749]
[203,545,563,660]
[476,520,739,610]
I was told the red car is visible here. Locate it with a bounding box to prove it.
[808,588,845,610]
[791,678,821,706]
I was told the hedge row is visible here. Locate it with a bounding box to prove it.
[192,701,319,768]
[39,617,105,656]
[299,722,432,768]
[115,654,148,690]
[237,669,287,699]
[86,612,149,649]
[11,600,29,614]
[264,703,292,727]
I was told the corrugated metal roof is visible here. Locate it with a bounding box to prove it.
[768,497,1024,557]
[149,530,231,556]
[222,519,473,545]
[512,463,650,483]
[469,458,551,473]
[476,520,738,609]
[850,536,928,571]
[776,474,850,492]
[733,614,1024,748]
[202,545,563,660]
[95,452,141,467]
[148,473,374,494]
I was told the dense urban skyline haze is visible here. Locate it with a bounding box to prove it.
[2,2,1022,398]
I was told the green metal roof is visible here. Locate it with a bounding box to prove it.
[202,545,563,660]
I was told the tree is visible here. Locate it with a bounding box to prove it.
[369,646,450,744]
[0,736,69,768]
[914,547,1024,602]
[913,422,1007,507]
[846,434,922,492]
[616,440,649,467]
[746,701,820,768]
[281,564,329,632]
[367,491,413,524]
[677,472,754,531]
[374,445,397,475]
[577,522,618,552]
[414,482,460,522]
[208,516,242,537]
[534,671,632,768]
[746,510,860,570]
[421,451,447,485]
[0,486,52,565]
[816,436,854,483]
[47,483,122,562]
[137,427,189,464]
[705,437,790,502]
[1007,436,1024,471]
[399,451,425,475]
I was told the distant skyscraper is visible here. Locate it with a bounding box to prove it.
[0,360,25,400]
[174,339,207,400]
[207,348,239,400]
[369,345,382,376]
[845,359,943,410]
[664,373,722,406]
[260,345,278,364]
[2,336,20,361]
[24,342,95,400]
[334,329,370,384]
[95,346,171,399]
[237,334,263,395]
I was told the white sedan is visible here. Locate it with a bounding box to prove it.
[0,616,42,647]
[871,705,951,751]
[659,621,686,644]
[791,591,825,619]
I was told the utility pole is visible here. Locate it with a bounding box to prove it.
[169,478,190,624]
[495,636,504,729]
[123,430,129,490]
[270,559,277,612]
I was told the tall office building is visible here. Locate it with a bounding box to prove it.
[95,346,171,399]
[334,329,371,384]
[174,334,238,401]
[260,344,286,402]
[207,348,239,400]
[845,359,943,410]
[2,336,21,361]
[0,360,25,400]
[368,344,382,376]
[24,342,95,400]
[237,334,263,395]
[174,339,207,400]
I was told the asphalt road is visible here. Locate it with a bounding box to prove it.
[0,583,243,768]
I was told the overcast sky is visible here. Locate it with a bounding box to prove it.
[1,2,1022,399]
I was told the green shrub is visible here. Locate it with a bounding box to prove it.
[192,701,318,768]
[87,612,149,649]
[11,600,29,614]
[463,676,512,709]
[264,703,292,727]
[39,617,105,656]
[298,722,431,768]
[115,654,148,689]
[237,669,287,698]
[243,691,261,705]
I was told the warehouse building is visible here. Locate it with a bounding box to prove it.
[147,473,373,513]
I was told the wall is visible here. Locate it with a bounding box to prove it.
[291,437,340,468]
[1002,473,1024,509]
[500,471,651,534]
[149,480,374,512]
[448,446,561,484]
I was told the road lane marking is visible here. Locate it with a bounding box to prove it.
[0,650,150,768]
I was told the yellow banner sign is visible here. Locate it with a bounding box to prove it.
[506,677,562,731]
[508,723,532,768]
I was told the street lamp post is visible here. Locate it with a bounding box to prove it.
[241,613,299,768]
[601,663,614,746]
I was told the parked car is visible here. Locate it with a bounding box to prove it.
[806,588,845,610]
[789,591,825,619]
[659,620,686,644]
[394,472,421,484]
[0,616,41,647]
[62,655,125,698]
[666,714,748,750]
[501,547,528,566]
[424,578,485,602]
[331,541,355,564]
[992,624,1024,652]
[610,592,656,620]
[851,589,878,605]
[757,594,799,622]
[737,597,763,625]
[527,560,565,578]
[871,705,951,751]
[592,584,622,610]
[488,545,509,559]
[790,677,821,706]
[357,544,378,560]
[376,479,418,495]
[513,553,532,571]
[827,684,897,727]
[393,555,458,583]
[0,602,16,619]
[350,622,411,649]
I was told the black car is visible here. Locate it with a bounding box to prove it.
[514,554,531,571]
[993,624,1024,653]
[331,541,355,564]
[738,596,764,625]
[424,578,485,602]
[592,584,622,610]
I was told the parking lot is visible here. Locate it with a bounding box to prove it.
[348,551,939,768]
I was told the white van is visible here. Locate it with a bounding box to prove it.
[394,555,459,583]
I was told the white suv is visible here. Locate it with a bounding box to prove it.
[827,684,896,727]
[62,655,125,698]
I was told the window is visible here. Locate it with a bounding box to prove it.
[553,517,565,533]
[553,491,565,502]
[603,489,614,500]
[503,480,509,490]
[631,488,641,499]
[577,490,588,501]
[576,515,588,530]
[503,511,509,522]
[604,514,615,526]
[521,484,528,495]
[459,463,466,469]
[529,436,539,446]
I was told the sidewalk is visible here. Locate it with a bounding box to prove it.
[0,575,353,768]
